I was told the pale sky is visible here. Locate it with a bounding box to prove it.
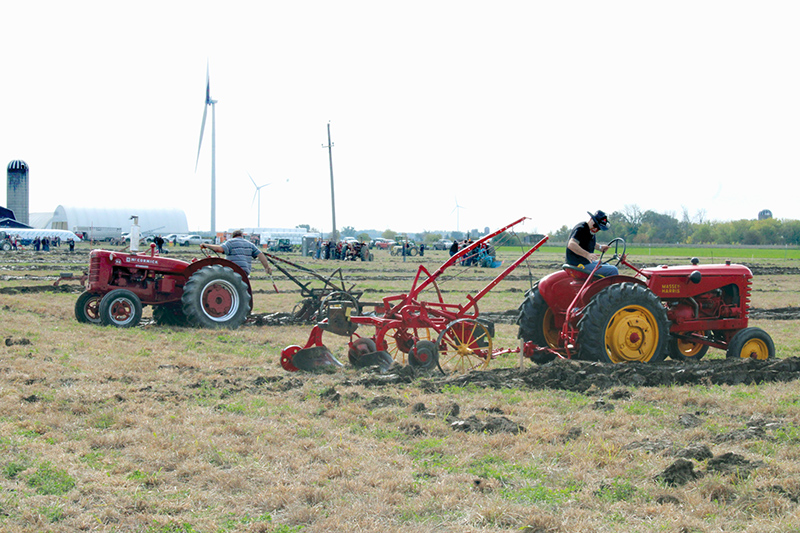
[1,1,798,237]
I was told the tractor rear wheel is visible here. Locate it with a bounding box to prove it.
[517,287,560,364]
[578,283,668,364]
[726,327,775,360]
[75,292,102,324]
[99,289,143,328]
[182,265,250,329]
[153,303,188,327]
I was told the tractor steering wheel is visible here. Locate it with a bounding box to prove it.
[600,237,626,267]
[200,245,220,259]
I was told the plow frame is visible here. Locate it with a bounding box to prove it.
[282,217,550,372]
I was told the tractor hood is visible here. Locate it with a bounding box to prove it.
[90,249,190,275]
[641,262,752,299]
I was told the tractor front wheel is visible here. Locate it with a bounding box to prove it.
[99,289,143,328]
[75,292,102,324]
[517,286,560,364]
[182,265,250,329]
[726,327,775,360]
[578,283,668,364]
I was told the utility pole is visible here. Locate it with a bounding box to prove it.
[323,122,337,241]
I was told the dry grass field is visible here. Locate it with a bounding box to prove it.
[1,244,800,532]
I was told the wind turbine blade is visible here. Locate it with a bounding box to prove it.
[194,105,207,172]
[248,172,257,188]
[252,190,258,206]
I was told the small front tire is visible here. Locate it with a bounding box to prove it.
[726,327,775,360]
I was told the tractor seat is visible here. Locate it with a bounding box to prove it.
[562,264,603,280]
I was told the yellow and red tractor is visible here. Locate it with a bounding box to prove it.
[518,238,775,364]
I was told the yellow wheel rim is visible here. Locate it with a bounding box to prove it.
[738,338,771,360]
[438,321,493,372]
[542,308,560,349]
[675,337,705,358]
[604,305,660,363]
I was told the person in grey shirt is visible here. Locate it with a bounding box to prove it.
[201,229,272,276]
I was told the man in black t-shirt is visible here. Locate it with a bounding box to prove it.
[565,210,618,277]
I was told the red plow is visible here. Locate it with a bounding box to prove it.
[280,217,549,373]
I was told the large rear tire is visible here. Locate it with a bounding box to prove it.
[577,283,669,364]
[182,264,250,329]
[517,287,560,364]
[99,289,143,328]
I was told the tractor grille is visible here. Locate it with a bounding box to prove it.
[88,255,101,283]
[743,278,753,316]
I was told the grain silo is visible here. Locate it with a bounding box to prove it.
[7,160,29,225]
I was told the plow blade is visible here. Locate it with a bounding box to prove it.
[290,345,344,372]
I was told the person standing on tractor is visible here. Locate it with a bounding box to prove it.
[200,229,273,277]
[566,210,618,277]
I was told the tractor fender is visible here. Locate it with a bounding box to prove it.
[538,269,647,318]
[182,257,254,312]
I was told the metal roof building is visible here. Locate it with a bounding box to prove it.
[44,206,189,239]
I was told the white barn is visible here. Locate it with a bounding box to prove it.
[42,206,189,240]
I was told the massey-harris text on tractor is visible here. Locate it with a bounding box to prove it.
[518,238,775,364]
[74,244,253,329]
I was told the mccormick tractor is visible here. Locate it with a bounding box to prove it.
[518,238,775,364]
[73,225,252,329]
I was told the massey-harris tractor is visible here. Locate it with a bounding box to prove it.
[518,238,775,364]
[74,227,252,329]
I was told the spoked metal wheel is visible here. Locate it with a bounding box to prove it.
[436,318,493,372]
[375,325,435,364]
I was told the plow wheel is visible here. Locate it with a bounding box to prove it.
[153,303,188,327]
[376,325,435,364]
[436,318,493,372]
[319,291,361,319]
[667,332,710,362]
[75,292,102,324]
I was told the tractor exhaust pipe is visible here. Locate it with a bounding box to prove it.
[129,215,140,253]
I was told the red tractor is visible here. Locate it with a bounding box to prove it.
[518,238,775,364]
[73,244,252,329]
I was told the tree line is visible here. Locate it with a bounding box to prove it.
[549,206,800,246]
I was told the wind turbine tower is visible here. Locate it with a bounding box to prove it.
[248,173,270,228]
[451,197,465,232]
[195,64,218,234]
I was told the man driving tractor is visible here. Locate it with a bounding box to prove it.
[566,210,618,277]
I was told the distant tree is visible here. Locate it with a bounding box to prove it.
[550,225,571,242]
[382,229,397,240]
[357,232,370,243]
[341,226,356,238]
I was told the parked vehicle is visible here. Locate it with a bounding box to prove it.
[432,239,453,250]
[177,235,213,246]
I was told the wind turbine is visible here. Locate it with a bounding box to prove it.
[248,173,270,228]
[195,62,217,234]
[451,196,466,232]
